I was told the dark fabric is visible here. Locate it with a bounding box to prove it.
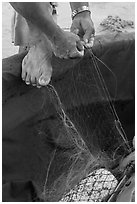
[2,32,135,201]
[52,32,135,148]
[2,180,41,202]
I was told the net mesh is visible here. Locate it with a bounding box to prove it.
[60,168,118,202]
[40,49,131,201]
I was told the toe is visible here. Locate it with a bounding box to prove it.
[25,73,31,85]
[38,68,52,86]
[22,57,27,81]
[30,75,37,86]
[22,70,27,81]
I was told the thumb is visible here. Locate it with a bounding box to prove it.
[83,29,92,44]
[71,28,79,35]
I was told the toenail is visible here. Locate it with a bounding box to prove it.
[26,82,30,85]
[38,77,50,86]
[37,85,41,88]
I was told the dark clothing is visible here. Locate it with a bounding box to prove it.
[2,32,135,201]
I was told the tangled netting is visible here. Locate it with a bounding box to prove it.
[60,168,118,202]
[40,49,132,202]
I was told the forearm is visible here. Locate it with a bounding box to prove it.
[10,2,63,43]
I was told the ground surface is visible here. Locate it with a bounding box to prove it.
[2,2,135,58]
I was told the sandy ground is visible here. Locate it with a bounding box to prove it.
[2,2,135,58]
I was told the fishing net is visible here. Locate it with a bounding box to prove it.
[60,168,118,202]
[2,33,135,202]
[40,46,133,201]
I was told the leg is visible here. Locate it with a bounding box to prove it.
[22,34,53,87]
[21,3,54,87]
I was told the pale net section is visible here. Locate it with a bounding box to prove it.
[60,168,117,202]
[41,50,131,202]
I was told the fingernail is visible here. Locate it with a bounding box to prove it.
[73,29,79,35]
[85,39,88,44]
[81,41,85,45]
[90,41,94,47]
[79,50,84,56]
[91,37,95,42]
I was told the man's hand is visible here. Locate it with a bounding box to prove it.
[71,11,95,48]
[53,30,84,59]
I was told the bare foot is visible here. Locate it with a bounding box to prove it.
[22,36,53,87]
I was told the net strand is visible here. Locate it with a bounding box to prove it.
[42,47,132,201]
[43,84,94,198]
[86,48,131,151]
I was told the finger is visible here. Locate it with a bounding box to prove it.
[85,36,95,48]
[69,48,84,58]
[83,27,95,44]
[83,29,92,44]
[70,23,79,33]
[54,51,66,59]
[71,28,79,35]
[77,40,84,52]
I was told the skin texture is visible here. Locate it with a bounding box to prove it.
[70,2,95,47]
[10,2,94,86]
[22,36,53,87]
[71,11,95,48]
[10,2,84,58]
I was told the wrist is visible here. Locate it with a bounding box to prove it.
[72,6,91,20]
[73,10,91,20]
[70,2,89,11]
